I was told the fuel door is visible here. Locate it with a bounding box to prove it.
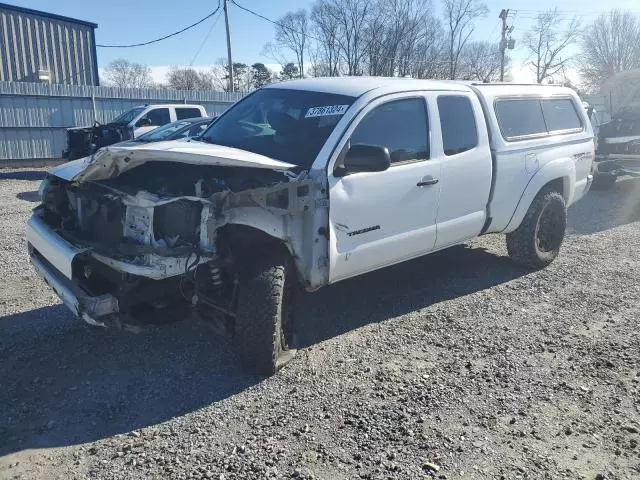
[525,152,539,173]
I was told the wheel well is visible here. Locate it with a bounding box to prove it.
[217,224,293,274]
[542,177,566,200]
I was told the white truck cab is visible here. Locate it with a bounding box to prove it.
[112,104,208,137]
[28,78,594,375]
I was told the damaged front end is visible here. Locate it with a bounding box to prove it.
[28,144,328,331]
[63,123,134,161]
[595,105,640,179]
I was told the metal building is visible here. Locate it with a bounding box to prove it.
[0,2,99,86]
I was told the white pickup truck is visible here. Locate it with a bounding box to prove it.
[28,78,594,375]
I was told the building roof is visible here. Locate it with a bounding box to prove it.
[267,77,472,97]
[0,2,97,28]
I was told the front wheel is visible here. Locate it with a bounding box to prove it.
[506,190,567,269]
[234,249,297,376]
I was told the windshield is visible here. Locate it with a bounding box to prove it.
[110,107,145,125]
[201,88,356,167]
[137,120,192,141]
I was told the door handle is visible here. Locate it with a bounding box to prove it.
[417,176,439,187]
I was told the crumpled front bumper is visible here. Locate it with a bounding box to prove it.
[26,215,119,326]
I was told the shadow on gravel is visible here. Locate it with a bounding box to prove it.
[0,171,48,181]
[295,244,527,348]
[0,244,525,456]
[0,305,256,456]
[568,177,640,235]
[16,191,41,203]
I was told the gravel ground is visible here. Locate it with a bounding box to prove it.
[1,168,639,480]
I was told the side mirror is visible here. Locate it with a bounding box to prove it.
[338,144,391,176]
[136,117,152,127]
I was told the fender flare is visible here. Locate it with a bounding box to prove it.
[503,158,575,233]
[226,206,289,241]
[223,207,311,284]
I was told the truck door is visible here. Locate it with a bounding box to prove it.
[432,93,492,248]
[132,107,171,137]
[328,94,443,283]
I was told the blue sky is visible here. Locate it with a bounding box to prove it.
[17,0,640,82]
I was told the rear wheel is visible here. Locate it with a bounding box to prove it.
[234,248,297,376]
[506,190,566,269]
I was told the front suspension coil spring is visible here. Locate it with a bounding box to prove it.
[210,265,223,286]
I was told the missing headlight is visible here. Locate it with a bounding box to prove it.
[153,200,203,244]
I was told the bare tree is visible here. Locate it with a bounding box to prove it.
[363,0,437,77]
[166,67,214,91]
[261,42,289,68]
[408,19,448,79]
[580,10,640,92]
[102,59,153,88]
[522,9,580,84]
[274,10,308,78]
[310,0,341,76]
[442,0,488,79]
[459,41,503,82]
[331,0,371,75]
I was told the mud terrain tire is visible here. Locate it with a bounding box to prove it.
[506,190,566,269]
[234,249,296,376]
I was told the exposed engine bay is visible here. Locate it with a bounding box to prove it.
[34,151,326,332]
[63,122,134,160]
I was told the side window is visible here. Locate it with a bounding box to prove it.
[350,98,429,164]
[138,108,171,127]
[495,99,547,140]
[176,107,203,120]
[541,99,582,132]
[437,95,478,156]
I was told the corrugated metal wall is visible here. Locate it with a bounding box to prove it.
[0,81,245,161]
[0,4,98,86]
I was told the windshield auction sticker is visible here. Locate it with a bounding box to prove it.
[305,105,350,118]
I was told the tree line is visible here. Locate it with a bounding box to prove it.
[102,59,297,92]
[102,2,640,94]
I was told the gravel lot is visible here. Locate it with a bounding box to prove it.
[1,168,639,480]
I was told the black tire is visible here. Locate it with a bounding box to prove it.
[592,174,616,190]
[234,248,297,376]
[506,190,566,269]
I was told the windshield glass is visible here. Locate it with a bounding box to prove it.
[110,107,145,125]
[138,120,192,141]
[201,88,356,167]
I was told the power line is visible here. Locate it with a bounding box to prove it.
[231,0,295,36]
[189,9,223,66]
[97,5,221,48]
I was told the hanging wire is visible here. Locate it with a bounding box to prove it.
[97,2,221,48]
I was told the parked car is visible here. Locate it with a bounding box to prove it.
[114,117,215,146]
[592,103,640,189]
[28,78,594,376]
[62,104,207,160]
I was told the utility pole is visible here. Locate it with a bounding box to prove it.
[499,9,509,82]
[223,0,234,92]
